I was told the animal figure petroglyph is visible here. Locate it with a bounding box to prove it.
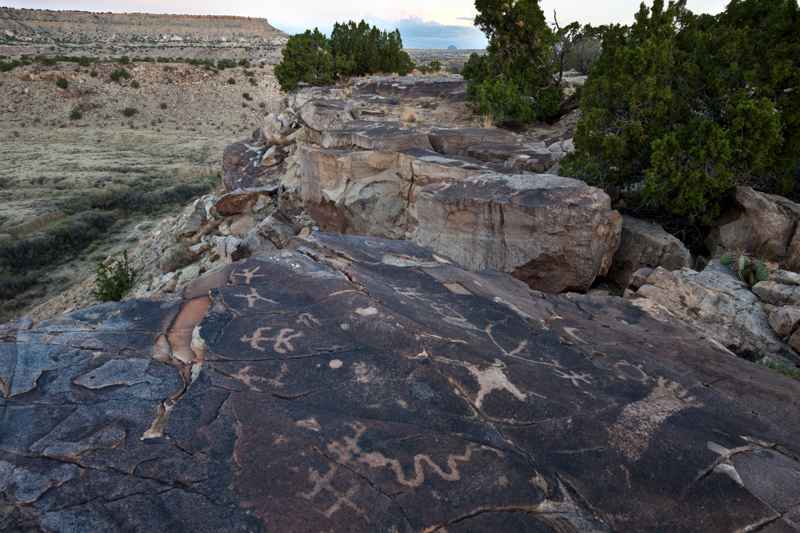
[232,363,288,391]
[609,377,701,461]
[323,422,492,489]
[234,287,277,308]
[232,266,264,285]
[433,355,541,406]
[241,327,303,354]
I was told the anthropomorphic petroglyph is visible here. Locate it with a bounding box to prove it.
[609,377,702,461]
[299,464,365,518]
[234,287,277,308]
[241,327,303,354]
[232,266,265,285]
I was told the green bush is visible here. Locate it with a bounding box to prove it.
[110,68,130,83]
[118,56,130,65]
[227,77,236,85]
[274,29,335,91]
[69,106,82,120]
[94,251,137,302]
[563,0,800,223]
[720,253,769,288]
[274,22,414,92]
[122,107,138,117]
[56,77,68,89]
[463,0,564,125]
[130,80,140,89]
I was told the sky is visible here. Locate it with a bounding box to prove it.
[5,0,730,48]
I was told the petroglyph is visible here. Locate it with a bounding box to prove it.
[324,422,493,489]
[232,266,264,285]
[299,464,365,518]
[486,323,528,359]
[241,327,304,354]
[296,418,322,432]
[234,287,277,308]
[431,302,480,331]
[553,369,592,388]
[433,355,540,406]
[232,363,288,391]
[297,313,321,328]
[562,327,588,344]
[609,377,701,461]
[614,361,650,383]
[354,307,378,317]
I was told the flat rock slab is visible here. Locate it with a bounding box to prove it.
[2,233,800,532]
[414,173,622,292]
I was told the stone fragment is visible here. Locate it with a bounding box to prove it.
[768,306,800,338]
[610,216,692,288]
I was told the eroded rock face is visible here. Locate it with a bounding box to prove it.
[708,186,800,270]
[2,233,800,532]
[414,173,622,292]
[223,75,612,293]
[610,215,692,288]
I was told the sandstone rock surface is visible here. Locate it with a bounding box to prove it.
[629,263,794,361]
[610,215,692,288]
[414,173,622,292]
[708,186,800,270]
[2,233,800,532]
[229,75,620,293]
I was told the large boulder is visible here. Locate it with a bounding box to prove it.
[708,186,800,269]
[610,216,692,288]
[297,99,354,132]
[629,262,793,361]
[2,233,800,532]
[414,173,622,292]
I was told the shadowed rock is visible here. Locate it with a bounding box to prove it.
[2,233,799,532]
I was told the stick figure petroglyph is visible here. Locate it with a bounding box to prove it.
[232,266,264,285]
[234,287,277,308]
[486,323,528,359]
[241,327,303,354]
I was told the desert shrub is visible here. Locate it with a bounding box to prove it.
[227,77,236,85]
[238,58,250,67]
[417,60,442,74]
[160,102,168,110]
[110,68,130,83]
[242,92,252,101]
[90,69,98,77]
[69,106,82,120]
[274,22,413,92]
[122,107,138,117]
[130,80,140,89]
[463,0,564,125]
[763,361,800,381]
[94,251,137,302]
[217,58,238,70]
[562,0,800,223]
[0,272,39,300]
[55,77,68,89]
[118,56,130,64]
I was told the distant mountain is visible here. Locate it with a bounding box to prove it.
[0,7,286,44]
